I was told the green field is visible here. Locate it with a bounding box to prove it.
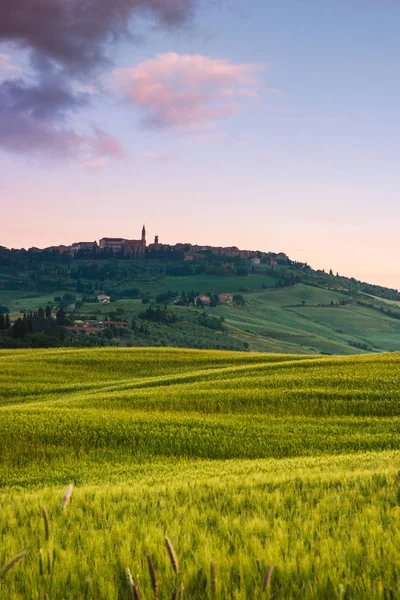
[150,273,277,295]
[1,348,400,598]
[3,254,400,354]
[72,283,400,354]
[206,284,400,354]
[0,290,68,315]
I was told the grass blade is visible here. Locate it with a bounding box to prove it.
[171,583,184,600]
[126,568,141,600]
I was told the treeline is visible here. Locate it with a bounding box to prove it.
[154,290,246,308]
[0,307,68,348]
[1,245,400,304]
[356,300,400,321]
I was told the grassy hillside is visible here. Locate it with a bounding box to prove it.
[59,283,400,355]
[2,249,400,354]
[210,284,400,354]
[1,348,400,598]
[4,281,400,355]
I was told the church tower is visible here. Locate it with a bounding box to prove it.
[141,225,146,245]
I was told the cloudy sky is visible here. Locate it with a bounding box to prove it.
[0,0,399,288]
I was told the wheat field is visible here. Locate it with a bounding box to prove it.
[1,348,400,598]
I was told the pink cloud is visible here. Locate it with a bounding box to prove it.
[115,53,266,131]
[80,157,109,172]
[91,125,125,157]
[79,126,126,171]
[0,54,20,72]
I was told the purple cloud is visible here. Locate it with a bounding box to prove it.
[0,54,20,72]
[0,76,88,119]
[0,0,195,74]
[0,74,89,158]
[0,0,196,159]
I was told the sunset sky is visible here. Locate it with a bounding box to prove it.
[1,0,399,288]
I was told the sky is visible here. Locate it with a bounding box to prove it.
[0,0,399,288]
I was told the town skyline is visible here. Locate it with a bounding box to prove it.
[2,224,289,263]
[1,220,398,290]
[1,1,399,288]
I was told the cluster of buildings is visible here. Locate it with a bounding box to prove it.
[65,319,128,334]
[43,226,147,258]
[35,225,289,264]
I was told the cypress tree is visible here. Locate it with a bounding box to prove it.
[12,318,27,339]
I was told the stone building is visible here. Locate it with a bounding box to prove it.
[99,226,146,258]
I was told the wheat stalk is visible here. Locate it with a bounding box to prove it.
[171,583,184,599]
[146,553,158,599]
[126,568,141,600]
[61,483,74,509]
[165,537,179,576]
[84,577,92,600]
[0,549,29,578]
[39,549,44,577]
[210,561,217,598]
[42,507,50,541]
[47,549,52,575]
[262,565,274,592]
[269,588,282,600]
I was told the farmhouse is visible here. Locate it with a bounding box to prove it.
[219,293,233,304]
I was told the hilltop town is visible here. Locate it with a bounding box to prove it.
[1,224,400,353]
[23,225,290,265]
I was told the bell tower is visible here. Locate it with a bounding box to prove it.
[141,225,146,245]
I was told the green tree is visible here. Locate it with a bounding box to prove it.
[233,295,245,306]
[11,318,27,339]
[56,308,67,326]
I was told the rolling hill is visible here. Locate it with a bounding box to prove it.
[1,249,400,353]
[1,347,400,598]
